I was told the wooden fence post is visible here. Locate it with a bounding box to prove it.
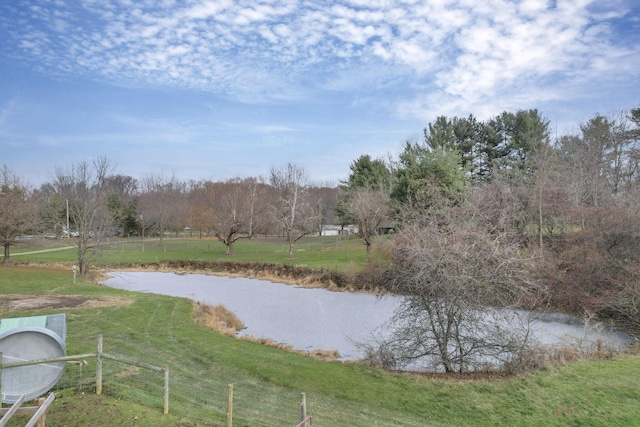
[227,384,233,427]
[300,392,307,425]
[96,335,103,395]
[25,393,55,427]
[0,351,3,402]
[163,367,169,415]
[35,397,45,427]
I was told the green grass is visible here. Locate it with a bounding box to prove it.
[1,266,639,426]
[9,235,371,272]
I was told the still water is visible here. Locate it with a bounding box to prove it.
[102,272,633,360]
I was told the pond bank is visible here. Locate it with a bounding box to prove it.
[101,271,402,361]
[101,271,635,369]
[96,259,384,293]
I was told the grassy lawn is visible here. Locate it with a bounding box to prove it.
[9,235,372,272]
[1,247,640,426]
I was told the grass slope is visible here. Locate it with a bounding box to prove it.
[1,266,639,426]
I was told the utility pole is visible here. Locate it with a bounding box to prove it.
[66,199,70,239]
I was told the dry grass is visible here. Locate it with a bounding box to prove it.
[0,294,133,311]
[192,302,245,336]
[304,348,341,361]
[109,260,366,291]
[500,340,626,375]
[239,335,341,361]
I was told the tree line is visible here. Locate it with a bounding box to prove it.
[1,160,340,276]
[338,106,640,371]
[1,104,639,372]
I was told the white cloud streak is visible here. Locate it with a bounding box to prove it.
[1,0,638,118]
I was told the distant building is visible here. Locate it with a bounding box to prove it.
[377,221,395,235]
[321,224,358,236]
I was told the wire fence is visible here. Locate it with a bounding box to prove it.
[50,357,428,426]
[64,359,304,426]
[3,336,430,426]
[1,340,309,427]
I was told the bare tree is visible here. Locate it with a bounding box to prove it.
[370,209,541,372]
[557,115,616,215]
[269,163,316,258]
[187,180,217,238]
[211,178,260,255]
[243,176,267,238]
[463,172,531,244]
[186,177,267,241]
[346,188,391,262]
[105,174,139,237]
[547,193,640,321]
[0,165,37,265]
[527,145,567,253]
[138,173,185,243]
[308,183,339,236]
[51,157,115,278]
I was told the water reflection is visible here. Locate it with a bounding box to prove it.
[102,271,633,361]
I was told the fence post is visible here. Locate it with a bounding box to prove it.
[227,384,233,427]
[35,397,45,427]
[96,335,103,395]
[25,393,55,427]
[163,367,169,414]
[300,392,307,425]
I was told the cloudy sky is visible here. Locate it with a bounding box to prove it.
[1,0,639,186]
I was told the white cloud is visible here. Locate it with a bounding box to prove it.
[183,1,231,20]
[0,0,638,121]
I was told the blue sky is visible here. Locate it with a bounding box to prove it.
[1,0,639,187]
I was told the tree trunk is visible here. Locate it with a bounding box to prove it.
[3,244,10,265]
[79,258,87,279]
[78,242,89,279]
[538,183,544,253]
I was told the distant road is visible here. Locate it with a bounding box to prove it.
[4,237,166,258]
[4,238,162,258]
[3,246,75,257]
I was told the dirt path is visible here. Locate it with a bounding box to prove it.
[8,246,75,256]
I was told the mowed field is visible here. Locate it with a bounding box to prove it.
[9,235,371,271]
[1,237,640,426]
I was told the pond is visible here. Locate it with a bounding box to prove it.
[102,272,634,361]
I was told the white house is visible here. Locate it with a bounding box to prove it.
[321,224,358,236]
